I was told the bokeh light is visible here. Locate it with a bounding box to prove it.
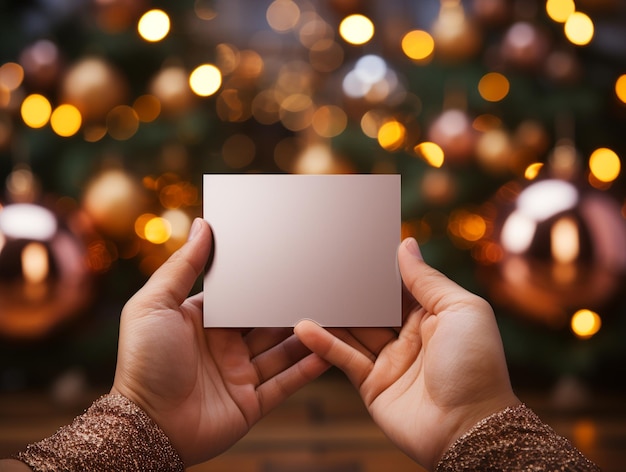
[266,0,300,33]
[138,9,171,42]
[133,94,161,122]
[546,0,576,23]
[589,147,621,183]
[571,308,601,339]
[415,142,445,168]
[449,210,487,243]
[189,64,222,97]
[311,105,347,138]
[377,120,406,151]
[564,11,594,46]
[50,104,81,137]
[21,94,52,128]
[106,105,139,140]
[0,62,24,91]
[478,72,510,102]
[615,74,626,104]
[339,14,374,45]
[401,30,435,61]
[144,216,172,244]
[524,162,544,180]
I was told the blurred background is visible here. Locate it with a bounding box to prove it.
[0,0,625,470]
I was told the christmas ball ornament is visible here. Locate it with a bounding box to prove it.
[475,128,514,175]
[431,1,482,62]
[478,178,626,327]
[61,57,128,123]
[427,109,477,164]
[149,66,196,116]
[0,203,94,339]
[82,168,147,238]
[19,40,63,91]
[500,22,550,70]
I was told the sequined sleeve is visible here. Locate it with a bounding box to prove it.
[436,403,601,471]
[16,394,185,472]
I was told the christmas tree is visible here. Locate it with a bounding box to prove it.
[0,0,624,394]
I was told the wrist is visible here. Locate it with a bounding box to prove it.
[16,394,184,472]
[431,395,521,470]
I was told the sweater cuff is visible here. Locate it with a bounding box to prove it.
[16,394,185,472]
[436,404,600,471]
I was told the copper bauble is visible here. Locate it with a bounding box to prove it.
[0,203,94,339]
[500,22,550,70]
[427,109,477,164]
[82,168,147,238]
[61,57,128,122]
[478,178,626,327]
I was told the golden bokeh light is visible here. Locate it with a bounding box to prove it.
[564,11,594,46]
[377,120,406,151]
[135,213,156,239]
[478,72,510,102]
[138,9,171,42]
[22,242,49,284]
[144,216,172,244]
[401,30,435,61]
[311,105,347,138]
[106,105,139,140]
[615,74,626,104]
[189,64,222,97]
[449,210,487,242]
[339,14,374,45]
[571,309,601,339]
[21,94,52,128]
[50,104,82,137]
[133,94,161,122]
[415,141,445,168]
[524,162,544,180]
[266,0,300,33]
[0,62,24,91]
[545,0,576,23]
[589,147,621,183]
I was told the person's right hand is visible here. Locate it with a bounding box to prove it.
[294,237,520,471]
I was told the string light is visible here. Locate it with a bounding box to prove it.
[545,0,576,23]
[571,309,601,339]
[339,14,374,45]
[589,147,621,183]
[50,104,81,137]
[189,64,222,97]
[21,94,52,128]
[138,9,171,42]
[564,11,594,45]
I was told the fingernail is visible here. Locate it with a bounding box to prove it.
[187,218,203,241]
[404,237,422,259]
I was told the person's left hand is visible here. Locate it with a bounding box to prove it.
[110,218,330,466]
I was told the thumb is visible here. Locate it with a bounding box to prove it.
[398,237,475,315]
[133,218,213,308]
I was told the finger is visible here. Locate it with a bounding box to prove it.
[398,237,477,315]
[294,320,374,389]
[255,352,330,415]
[344,327,398,358]
[244,328,294,358]
[133,219,212,308]
[250,333,314,383]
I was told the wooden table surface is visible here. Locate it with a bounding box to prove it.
[1,370,624,471]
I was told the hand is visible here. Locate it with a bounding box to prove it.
[111,218,329,466]
[294,237,520,471]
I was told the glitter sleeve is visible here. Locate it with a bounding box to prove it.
[16,394,185,472]
[436,403,601,471]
